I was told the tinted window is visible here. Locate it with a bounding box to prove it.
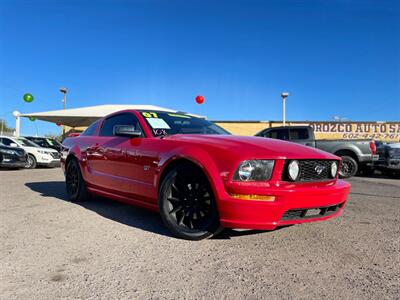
[99,114,141,137]
[0,138,14,146]
[31,138,47,147]
[266,129,289,140]
[81,120,100,136]
[139,111,230,137]
[290,128,309,140]
[16,138,39,147]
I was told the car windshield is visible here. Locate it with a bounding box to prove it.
[16,137,40,147]
[46,138,60,146]
[139,111,231,137]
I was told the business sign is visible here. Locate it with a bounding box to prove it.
[270,121,400,142]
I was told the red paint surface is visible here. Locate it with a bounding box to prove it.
[61,109,350,229]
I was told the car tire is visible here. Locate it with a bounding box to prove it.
[65,158,90,202]
[339,156,358,178]
[25,154,37,169]
[159,164,222,240]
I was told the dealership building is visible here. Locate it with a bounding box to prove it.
[14,104,400,142]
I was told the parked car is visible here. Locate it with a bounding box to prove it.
[61,109,350,240]
[0,142,28,169]
[24,136,62,152]
[373,142,400,178]
[255,126,378,178]
[0,136,61,169]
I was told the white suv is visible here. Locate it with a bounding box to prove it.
[0,136,60,169]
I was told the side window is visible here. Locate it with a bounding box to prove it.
[0,138,14,146]
[99,113,141,137]
[267,129,289,140]
[289,128,309,140]
[81,120,100,136]
[33,139,46,147]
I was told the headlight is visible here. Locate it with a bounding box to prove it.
[288,160,300,181]
[0,149,16,155]
[233,160,275,181]
[330,161,338,178]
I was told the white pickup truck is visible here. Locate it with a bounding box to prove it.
[0,136,60,169]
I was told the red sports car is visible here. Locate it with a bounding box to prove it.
[61,109,351,240]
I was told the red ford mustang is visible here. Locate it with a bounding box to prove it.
[61,109,351,240]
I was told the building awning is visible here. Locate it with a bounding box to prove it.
[20,104,177,127]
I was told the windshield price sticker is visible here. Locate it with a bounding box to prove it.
[147,118,171,129]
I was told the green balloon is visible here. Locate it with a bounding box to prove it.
[23,93,34,103]
[29,117,36,121]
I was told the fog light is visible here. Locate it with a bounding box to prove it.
[288,160,300,181]
[331,161,338,178]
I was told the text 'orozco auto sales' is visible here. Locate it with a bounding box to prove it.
[309,122,400,141]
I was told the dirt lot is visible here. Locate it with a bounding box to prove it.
[1,168,399,299]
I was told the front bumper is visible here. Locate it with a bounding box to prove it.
[37,160,61,167]
[0,154,27,168]
[0,160,27,168]
[218,180,351,230]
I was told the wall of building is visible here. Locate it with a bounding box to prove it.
[215,121,400,142]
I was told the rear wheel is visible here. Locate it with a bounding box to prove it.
[25,154,37,169]
[339,156,358,178]
[66,158,90,202]
[159,165,222,240]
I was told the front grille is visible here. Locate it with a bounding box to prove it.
[50,152,61,159]
[281,203,344,221]
[282,159,336,182]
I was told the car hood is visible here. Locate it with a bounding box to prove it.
[164,134,338,160]
[24,146,58,153]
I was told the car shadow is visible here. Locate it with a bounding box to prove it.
[25,181,171,237]
[25,181,279,240]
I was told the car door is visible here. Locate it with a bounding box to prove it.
[88,113,145,196]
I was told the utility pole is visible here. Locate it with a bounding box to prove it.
[60,87,67,137]
[281,92,289,126]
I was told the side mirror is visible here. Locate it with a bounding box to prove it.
[113,125,142,138]
[10,143,18,147]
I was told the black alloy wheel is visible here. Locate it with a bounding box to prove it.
[66,159,90,202]
[339,156,358,178]
[159,165,221,240]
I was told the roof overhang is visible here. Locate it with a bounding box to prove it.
[20,104,178,127]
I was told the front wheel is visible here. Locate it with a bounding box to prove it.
[159,165,222,240]
[339,156,358,178]
[25,154,37,169]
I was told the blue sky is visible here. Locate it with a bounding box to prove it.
[0,0,399,136]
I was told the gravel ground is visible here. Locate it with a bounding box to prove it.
[1,168,399,299]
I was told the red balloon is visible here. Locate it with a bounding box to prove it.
[56,122,62,126]
[195,95,205,104]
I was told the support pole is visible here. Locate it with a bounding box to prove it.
[15,116,20,137]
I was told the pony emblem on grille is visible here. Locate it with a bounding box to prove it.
[314,165,325,175]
